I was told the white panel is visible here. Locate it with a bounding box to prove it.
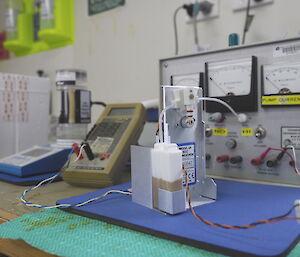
[0,73,50,158]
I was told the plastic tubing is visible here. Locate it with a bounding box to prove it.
[197,97,240,121]
[159,105,173,143]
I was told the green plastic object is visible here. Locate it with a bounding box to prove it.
[4,0,33,55]
[38,0,74,48]
[4,0,74,57]
[0,209,299,257]
[40,0,55,29]
[5,0,24,40]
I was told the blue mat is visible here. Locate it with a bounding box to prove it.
[57,180,300,257]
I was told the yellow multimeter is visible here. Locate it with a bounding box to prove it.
[63,103,146,187]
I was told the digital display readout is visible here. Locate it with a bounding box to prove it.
[108,108,135,116]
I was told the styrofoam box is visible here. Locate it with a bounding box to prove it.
[0,73,50,158]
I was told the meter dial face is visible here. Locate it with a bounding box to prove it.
[207,57,252,97]
[204,56,258,113]
[171,73,200,87]
[263,62,300,95]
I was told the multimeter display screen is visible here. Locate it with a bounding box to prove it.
[108,108,135,116]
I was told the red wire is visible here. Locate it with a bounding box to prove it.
[254,147,297,174]
[269,147,294,160]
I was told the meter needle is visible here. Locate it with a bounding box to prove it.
[209,77,227,95]
[265,76,280,90]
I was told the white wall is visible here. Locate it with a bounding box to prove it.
[1,0,300,120]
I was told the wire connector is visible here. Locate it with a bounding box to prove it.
[172,88,197,110]
[237,113,248,123]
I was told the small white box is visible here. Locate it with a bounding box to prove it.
[0,73,50,158]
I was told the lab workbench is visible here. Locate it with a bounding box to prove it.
[0,180,225,257]
[0,180,92,257]
[0,179,299,257]
[0,180,92,216]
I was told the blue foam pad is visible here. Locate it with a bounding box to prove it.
[0,148,71,177]
[57,180,300,257]
[0,171,61,186]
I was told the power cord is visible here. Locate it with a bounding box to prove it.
[91,101,107,107]
[174,3,200,55]
[173,1,214,55]
[242,0,255,44]
[173,5,184,56]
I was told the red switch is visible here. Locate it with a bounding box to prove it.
[216,155,229,163]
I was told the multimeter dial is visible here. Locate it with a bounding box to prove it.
[262,62,300,95]
[205,56,258,112]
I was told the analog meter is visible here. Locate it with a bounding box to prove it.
[262,62,300,106]
[171,73,202,87]
[205,56,258,112]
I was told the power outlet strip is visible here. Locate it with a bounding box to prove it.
[187,0,219,23]
[232,0,274,11]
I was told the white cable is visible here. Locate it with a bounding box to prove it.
[159,105,173,143]
[21,188,131,209]
[20,147,132,209]
[159,97,242,143]
[0,217,9,222]
[73,190,131,208]
[197,97,245,122]
[287,145,300,175]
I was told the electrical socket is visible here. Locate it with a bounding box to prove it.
[232,0,274,11]
[187,0,219,23]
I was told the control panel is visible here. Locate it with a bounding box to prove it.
[63,103,146,187]
[160,38,300,186]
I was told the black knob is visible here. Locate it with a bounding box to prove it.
[206,153,211,161]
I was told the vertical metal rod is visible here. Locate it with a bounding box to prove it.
[242,0,251,44]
